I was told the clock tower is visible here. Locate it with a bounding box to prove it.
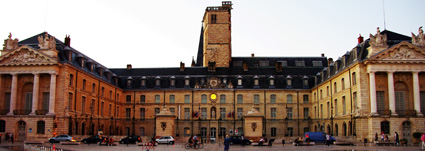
[202,1,232,68]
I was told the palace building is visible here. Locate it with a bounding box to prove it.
[0,1,424,143]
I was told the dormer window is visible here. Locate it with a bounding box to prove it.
[141,76,146,88]
[155,76,161,88]
[170,76,175,87]
[81,58,85,68]
[303,76,309,88]
[269,75,275,88]
[253,75,259,88]
[90,63,95,72]
[237,75,243,88]
[286,75,292,88]
[126,77,133,88]
[185,76,190,88]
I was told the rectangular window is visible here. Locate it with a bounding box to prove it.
[184,127,191,137]
[126,95,131,103]
[211,14,217,24]
[287,127,293,136]
[342,96,346,115]
[116,106,119,117]
[320,89,323,99]
[184,108,190,120]
[237,108,243,119]
[0,120,5,132]
[270,94,276,104]
[201,95,207,104]
[140,95,145,103]
[271,127,277,137]
[201,108,207,119]
[125,108,131,120]
[155,95,160,104]
[220,108,226,119]
[295,61,305,66]
[25,92,33,111]
[421,91,425,113]
[140,108,145,120]
[254,94,260,104]
[334,82,337,93]
[82,96,86,114]
[303,108,309,119]
[185,95,190,103]
[312,61,323,67]
[279,61,288,67]
[109,104,112,117]
[271,108,276,119]
[220,95,226,103]
[259,61,269,67]
[395,91,406,111]
[170,95,175,103]
[287,95,293,103]
[101,102,104,116]
[37,121,45,134]
[303,95,309,103]
[170,108,175,115]
[334,99,338,116]
[237,95,243,104]
[377,91,385,111]
[92,83,96,93]
[68,93,72,111]
[287,108,293,119]
[320,104,323,119]
[42,92,49,111]
[327,102,330,118]
[109,91,112,100]
[353,92,357,112]
[91,99,95,114]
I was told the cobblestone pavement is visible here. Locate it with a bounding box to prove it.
[0,142,424,151]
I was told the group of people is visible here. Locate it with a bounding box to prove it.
[374,131,390,142]
[294,136,310,146]
[4,132,14,144]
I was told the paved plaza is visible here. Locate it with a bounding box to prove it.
[0,142,424,151]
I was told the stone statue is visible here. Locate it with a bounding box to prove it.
[3,33,19,50]
[412,26,425,46]
[369,27,388,47]
[38,32,56,49]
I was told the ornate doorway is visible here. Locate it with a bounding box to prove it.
[402,121,412,143]
[17,121,26,142]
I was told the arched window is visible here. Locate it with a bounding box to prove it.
[381,121,390,134]
[37,121,45,134]
[82,79,86,90]
[334,123,339,136]
[0,120,5,132]
[341,78,345,90]
[395,82,407,112]
[69,74,74,86]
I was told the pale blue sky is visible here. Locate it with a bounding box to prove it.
[1,0,424,68]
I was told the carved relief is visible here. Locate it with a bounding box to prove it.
[161,122,166,131]
[369,27,388,47]
[38,32,56,49]
[251,123,257,132]
[3,33,19,50]
[391,48,416,59]
[412,26,425,46]
[6,49,49,64]
[207,77,224,89]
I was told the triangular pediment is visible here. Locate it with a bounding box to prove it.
[0,45,58,66]
[369,41,425,62]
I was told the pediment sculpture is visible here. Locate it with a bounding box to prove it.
[369,27,388,47]
[3,33,19,50]
[38,32,56,49]
[0,47,54,65]
[412,26,425,46]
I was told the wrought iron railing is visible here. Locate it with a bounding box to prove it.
[396,110,416,116]
[13,110,31,115]
[377,110,391,116]
[0,109,9,115]
[36,110,49,115]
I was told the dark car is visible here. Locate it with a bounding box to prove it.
[119,135,142,144]
[81,135,101,144]
[229,136,251,145]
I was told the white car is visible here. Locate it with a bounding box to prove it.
[155,136,175,144]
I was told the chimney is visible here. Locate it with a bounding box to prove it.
[358,34,364,44]
[321,53,325,57]
[180,62,185,71]
[127,64,132,70]
[65,35,71,47]
[251,53,255,57]
[327,58,333,66]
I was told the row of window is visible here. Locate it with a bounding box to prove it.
[69,74,117,100]
[315,72,357,101]
[125,94,310,104]
[0,120,45,134]
[314,92,356,119]
[232,60,324,67]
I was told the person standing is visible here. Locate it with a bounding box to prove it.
[241,134,245,146]
[375,133,378,141]
[224,135,230,151]
[394,132,399,146]
[421,133,425,150]
[326,132,330,148]
[10,133,13,144]
[381,132,385,141]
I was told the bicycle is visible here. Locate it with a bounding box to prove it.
[184,142,204,149]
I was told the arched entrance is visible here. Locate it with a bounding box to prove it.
[402,121,412,143]
[327,124,331,134]
[17,121,26,141]
[81,123,86,135]
[334,123,339,136]
[342,122,347,136]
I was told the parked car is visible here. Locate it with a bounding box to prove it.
[49,135,73,143]
[304,132,336,144]
[229,136,251,145]
[81,135,101,144]
[119,135,142,144]
[156,136,175,144]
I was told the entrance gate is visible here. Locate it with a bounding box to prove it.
[17,121,26,142]
[402,121,412,143]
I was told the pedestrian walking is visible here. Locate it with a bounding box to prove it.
[5,132,9,142]
[10,133,13,144]
[375,132,378,141]
[241,134,245,146]
[421,133,425,150]
[326,132,330,147]
[224,135,230,151]
[394,132,399,146]
[381,131,385,141]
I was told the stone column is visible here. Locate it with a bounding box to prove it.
[30,73,40,115]
[387,72,397,116]
[8,74,18,115]
[369,72,378,115]
[47,73,56,115]
[413,72,423,116]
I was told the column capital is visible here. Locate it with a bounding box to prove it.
[32,72,40,75]
[387,71,395,74]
